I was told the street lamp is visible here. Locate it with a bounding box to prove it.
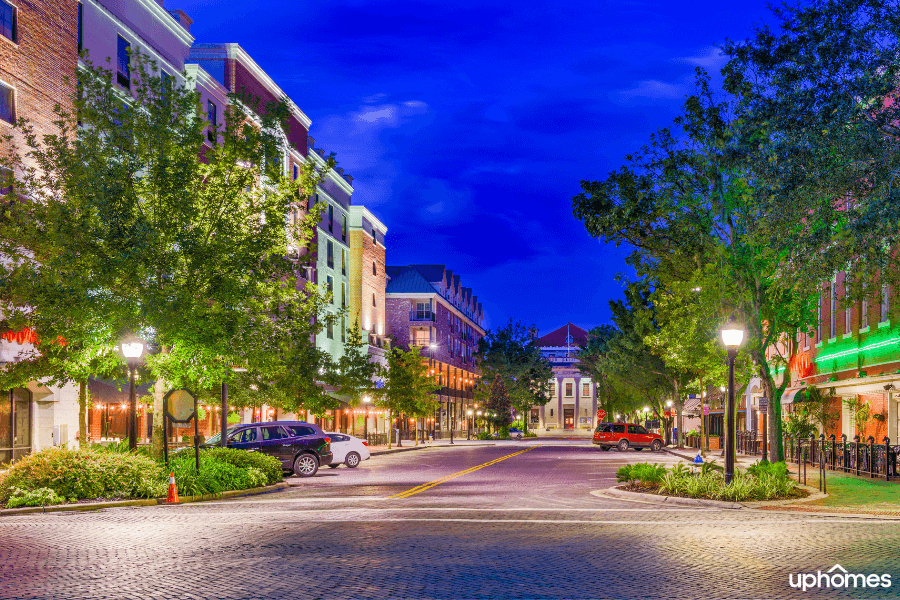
[363,395,371,438]
[221,365,248,447]
[119,335,145,450]
[467,409,473,440]
[721,320,745,484]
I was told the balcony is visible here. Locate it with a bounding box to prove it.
[410,312,435,322]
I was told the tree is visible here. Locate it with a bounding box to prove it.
[802,386,841,437]
[327,323,379,433]
[475,320,552,435]
[377,346,439,448]
[484,374,513,431]
[573,73,820,460]
[0,51,331,456]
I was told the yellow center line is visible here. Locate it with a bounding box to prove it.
[388,446,537,499]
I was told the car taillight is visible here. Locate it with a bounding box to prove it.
[362,440,368,446]
[324,437,330,444]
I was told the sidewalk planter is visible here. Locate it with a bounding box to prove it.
[708,436,720,450]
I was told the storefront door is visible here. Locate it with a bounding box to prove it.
[564,408,574,429]
[0,388,32,463]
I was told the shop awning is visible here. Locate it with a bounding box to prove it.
[781,387,805,405]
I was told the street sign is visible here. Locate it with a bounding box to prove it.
[596,409,606,420]
[758,397,768,411]
[703,405,709,415]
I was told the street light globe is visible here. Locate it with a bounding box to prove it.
[477,410,482,416]
[720,323,745,348]
[643,406,650,413]
[666,400,673,407]
[363,395,371,403]
[467,410,473,416]
[120,335,145,360]
[615,414,621,419]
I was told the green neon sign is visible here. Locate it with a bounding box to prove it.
[815,336,900,363]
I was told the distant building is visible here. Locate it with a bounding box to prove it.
[385,265,484,436]
[533,323,596,431]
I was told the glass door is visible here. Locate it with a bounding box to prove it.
[12,388,31,460]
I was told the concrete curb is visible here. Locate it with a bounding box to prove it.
[594,487,745,509]
[0,481,289,516]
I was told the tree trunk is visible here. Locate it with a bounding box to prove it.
[78,379,88,448]
[151,378,166,460]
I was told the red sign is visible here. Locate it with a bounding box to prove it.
[703,405,709,415]
[596,409,605,420]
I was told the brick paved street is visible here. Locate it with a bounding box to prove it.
[2,441,900,599]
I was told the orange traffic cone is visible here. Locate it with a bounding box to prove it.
[167,472,179,504]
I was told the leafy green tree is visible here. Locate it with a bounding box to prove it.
[573,74,819,460]
[327,323,378,433]
[484,374,513,430]
[475,320,552,435]
[377,346,439,448]
[0,51,332,457]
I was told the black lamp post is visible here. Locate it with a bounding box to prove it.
[119,335,146,450]
[720,321,745,484]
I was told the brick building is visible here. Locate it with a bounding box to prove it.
[531,324,597,431]
[385,265,484,437]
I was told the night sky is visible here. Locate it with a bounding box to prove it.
[173,0,775,334]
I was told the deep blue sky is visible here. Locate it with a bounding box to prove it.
[175,0,775,335]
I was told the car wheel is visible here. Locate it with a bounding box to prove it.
[651,440,663,452]
[515,434,523,440]
[617,439,629,452]
[293,453,319,477]
[345,452,361,468]
[328,464,339,469]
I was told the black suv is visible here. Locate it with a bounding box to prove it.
[204,421,333,477]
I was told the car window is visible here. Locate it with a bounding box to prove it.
[286,425,317,437]
[329,434,348,442]
[229,428,257,444]
[261,426,288,441]
[635,426,648,435]
[613,424,625,434]
[627,425,639,434]
[596,424,613,433]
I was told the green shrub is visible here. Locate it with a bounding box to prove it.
[6,487,66,508]
[200,447,283,485]
[657,463,798,501]
[167,452,269,496]
[616,463,667,488]
[499,426,510,438]
[476,431,493,440]
[524,431,537,438]
[0,447,166,505]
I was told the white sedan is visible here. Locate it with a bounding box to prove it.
[324,433,371,468]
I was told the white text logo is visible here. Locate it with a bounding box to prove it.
[789,565,891,592]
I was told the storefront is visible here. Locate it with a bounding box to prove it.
[0,388,32,463]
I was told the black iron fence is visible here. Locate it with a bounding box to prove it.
[780,434,900,481]
[736,430,760,456]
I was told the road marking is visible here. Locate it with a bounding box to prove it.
[388,446,537,499]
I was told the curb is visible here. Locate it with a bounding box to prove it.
[594,487,745,509]
[0,481,289,517]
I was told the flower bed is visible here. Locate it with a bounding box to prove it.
[0,447,283,508]
[616,460,807,502]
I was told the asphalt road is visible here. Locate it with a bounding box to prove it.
[2,440,900,600]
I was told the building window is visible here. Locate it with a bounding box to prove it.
[372,293,376,307]
[565,383,573,397]
[0,166,12,195]
[817,295,822,340]
[372,261,377,276]
[0,0,16,43]
[0,80,14,124]
[550,383,556,396]
[862,298,869,329]
[326,240,334,269]
[830,284,836,338]
[326,318,333,340]
[342,219,347,243]
[77,3,83,51]
[293,164,298,180]
[881,284,889,322]
[117,35,131,88]
[341,318,346,343]
[582,382,590,396]
[845,304,851,335]
[326,275,333,297]
[341,282,346,308]
[565,334,574,344]
[207,100,217,142]
[328,204,333,232]
[550,409,554,417]
[415,301,432,321]
[411,328,430,346]
[341,249,346,275]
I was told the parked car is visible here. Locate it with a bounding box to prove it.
[203,421,333,477]
[491,427,525,440]
[323,433,370,468]
[592,422,663,452]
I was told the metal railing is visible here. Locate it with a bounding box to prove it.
[736,430,759,456]
[409,312,435,322]
[782,433,900,482]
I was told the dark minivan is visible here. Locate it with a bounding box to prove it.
[204,421,333,477]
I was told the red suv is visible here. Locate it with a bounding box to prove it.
[593,423,663,452]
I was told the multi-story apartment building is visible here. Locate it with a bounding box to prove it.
[347,206,389,356]
[765,275,900,445]
[385,265,484,436]
[1,0,79,462]
[531,324,596,431]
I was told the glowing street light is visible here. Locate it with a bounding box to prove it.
[720,320,746,484]
[119,335,146,450]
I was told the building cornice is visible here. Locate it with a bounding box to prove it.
[226,44,312,129]
[386,292,485,334]
[349,205,388,234]
[134,0,195,46]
